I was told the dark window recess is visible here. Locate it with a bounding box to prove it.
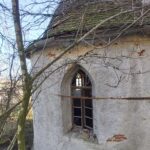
[85,108,92,118]
[73,98,81,106]
[74,117,81,126]
[85,99,92,107]
[74,108,81,116]
[71,69,93,130]
[85,118,93,128]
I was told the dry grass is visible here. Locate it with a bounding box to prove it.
[0,106,33,150]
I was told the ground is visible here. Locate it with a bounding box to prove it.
[0,110,33,150]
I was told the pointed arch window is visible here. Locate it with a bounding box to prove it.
[71,69,93,130]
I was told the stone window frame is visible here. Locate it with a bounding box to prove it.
[61,65,96,135]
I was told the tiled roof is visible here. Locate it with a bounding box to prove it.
[43,0,150,38]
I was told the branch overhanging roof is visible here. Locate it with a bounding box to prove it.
[42,0,150,39]
[26,0,150,57]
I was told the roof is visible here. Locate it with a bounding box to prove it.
[26,0,150,57]
[42,0,150,39]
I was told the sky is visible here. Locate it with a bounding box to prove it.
[0,0,59,79]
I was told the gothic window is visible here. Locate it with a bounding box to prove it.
[71,69,93,130]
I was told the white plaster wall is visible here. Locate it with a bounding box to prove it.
[31,36,150,150]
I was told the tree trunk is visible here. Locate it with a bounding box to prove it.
[17,84,31,150]
[11,0,32,149]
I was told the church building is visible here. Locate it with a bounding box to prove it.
[28,0,150,149]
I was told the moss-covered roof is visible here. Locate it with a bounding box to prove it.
[42,0,150,39]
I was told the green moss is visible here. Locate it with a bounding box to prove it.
[44,2,150,38]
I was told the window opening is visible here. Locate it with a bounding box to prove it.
[71,69,93,130]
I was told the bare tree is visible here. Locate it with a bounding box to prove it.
[0,0,150,149]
